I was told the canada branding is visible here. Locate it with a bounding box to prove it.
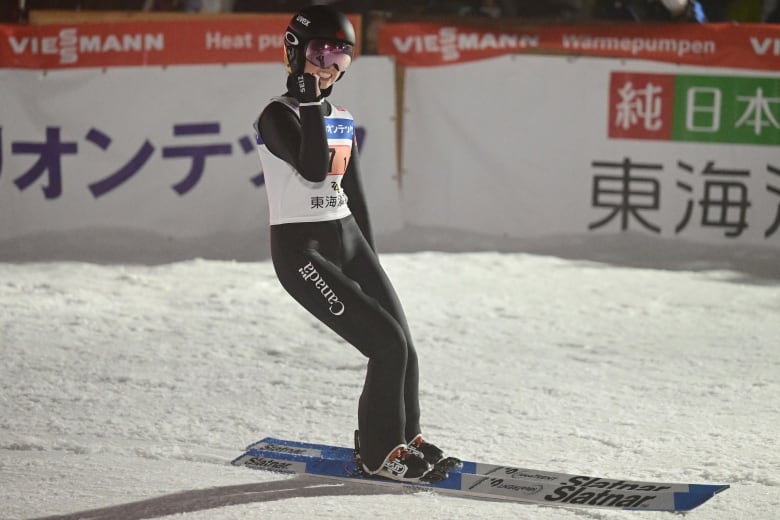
[298,262,345,316]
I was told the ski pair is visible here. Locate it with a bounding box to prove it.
[231,437,729,512]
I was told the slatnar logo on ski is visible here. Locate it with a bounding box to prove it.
[544,476,671,508]
[298,262,345,316]
[256,444,309,455]
[244,457,294,471]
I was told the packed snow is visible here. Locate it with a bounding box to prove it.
[1,230,779,520]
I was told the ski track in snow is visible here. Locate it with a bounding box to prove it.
[1,251,779,519]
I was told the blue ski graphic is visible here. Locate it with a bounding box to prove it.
[232,437,728,512]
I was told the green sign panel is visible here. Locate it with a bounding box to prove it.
[672,75,780,146]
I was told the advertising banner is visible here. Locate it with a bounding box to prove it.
[378,22,780,72]
[0,57,400,253]
[400,55,780,247]
[2,48,777,257]
[0,14,361,69]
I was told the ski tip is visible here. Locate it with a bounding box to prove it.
[690,483,731,495]
[672,484,729,512]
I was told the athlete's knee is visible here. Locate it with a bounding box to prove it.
[372,320,408,368]
[405,343,418,368]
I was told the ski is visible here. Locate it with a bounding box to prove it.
[232,437,728,512]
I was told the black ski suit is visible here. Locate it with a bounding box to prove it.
[255,95,421,471]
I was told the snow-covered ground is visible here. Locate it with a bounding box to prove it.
[1,231,779,520]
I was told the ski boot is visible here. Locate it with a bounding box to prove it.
[354,430,444,483]
[408,434,463,472]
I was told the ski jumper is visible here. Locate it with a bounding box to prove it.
[255,95,421,471]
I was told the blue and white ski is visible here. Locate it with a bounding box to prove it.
[231,437,728,512]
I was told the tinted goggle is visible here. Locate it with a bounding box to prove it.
[305,39,353,71]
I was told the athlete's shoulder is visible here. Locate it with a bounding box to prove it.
[256,96,298,125]
[255,96,300,141]
[263,95,300,116]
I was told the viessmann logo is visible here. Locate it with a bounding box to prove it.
[6,27,164,65]
[391,26,539,62]
[751,36,780,56]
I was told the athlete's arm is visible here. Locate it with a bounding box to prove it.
[256,99,330,183]
[342,138,375,250]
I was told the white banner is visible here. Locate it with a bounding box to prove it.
[0,57,401,256]
[2,54,779,259]
[401,55,780,247]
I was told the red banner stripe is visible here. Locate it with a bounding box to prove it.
[0,15,362,69]
[377,22,780,72]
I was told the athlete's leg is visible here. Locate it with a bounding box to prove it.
[270,222,410,470]
[340,218,422,442]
